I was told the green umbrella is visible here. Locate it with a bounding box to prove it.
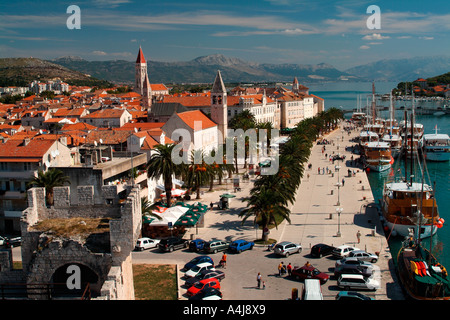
[142,216,156,224]
[220,193,236,198]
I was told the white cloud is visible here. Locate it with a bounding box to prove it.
[92,50,107,56]
[362,33,390,40]
[359,45,370,50]
[419,36,434,40]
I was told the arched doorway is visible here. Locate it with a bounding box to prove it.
[52,263,101,299]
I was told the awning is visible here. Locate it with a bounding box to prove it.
[220,193,236,198]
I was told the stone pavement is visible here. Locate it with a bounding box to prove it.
[180,123,404,300]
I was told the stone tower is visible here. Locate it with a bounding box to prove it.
[135,46,147,96]
[292,77,299,92]
[142,73,152,109]
[211,70,227,142]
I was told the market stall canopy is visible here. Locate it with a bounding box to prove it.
[220,193,236,198]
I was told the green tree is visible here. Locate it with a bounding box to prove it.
[146,144,180,206]
[27,168,71,205]
[185,150,211,199]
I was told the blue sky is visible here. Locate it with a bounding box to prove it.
[0,0,449,70]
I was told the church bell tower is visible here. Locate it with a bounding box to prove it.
[211,70,228,142]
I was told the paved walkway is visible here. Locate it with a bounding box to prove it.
[180,123,404,300]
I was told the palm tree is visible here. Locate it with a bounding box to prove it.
[185,150,211,199]
[146,143,180,207]
[27,168,71,205]
[240,185,291,241]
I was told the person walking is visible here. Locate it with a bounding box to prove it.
[357,230,361,244]
[287,263,293,276]
[318,167,320,175]
[257,272,262,289]
[278,262,285,276]
[342,178,345,186]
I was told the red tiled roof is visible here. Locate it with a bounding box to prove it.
[176,110,216,130]
[0,139,55,162]
[82,108,127,119]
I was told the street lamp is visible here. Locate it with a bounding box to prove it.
[336,207,343,237]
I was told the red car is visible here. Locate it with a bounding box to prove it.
[291,265,329,284]
[186,278,221,297]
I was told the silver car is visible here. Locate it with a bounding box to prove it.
[274,241,302,257]
[348,250,379,263]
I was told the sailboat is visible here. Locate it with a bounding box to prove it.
[397,228,450,300]
[382,91,402,158]
[381,111,442,238]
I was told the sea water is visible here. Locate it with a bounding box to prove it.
[309,82,449,267]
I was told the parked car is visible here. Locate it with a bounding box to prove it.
[189,239,206,252]
[185,270,225,287]
[229,240,254,253]
[134,237,160,251]
[291,265,329,284]
[332,245,360,259]
[185,262,215,278]
[335,291,374,301]
[158,237,188,252]
[311,243,335,258]
[273,241,302,257]
[334,258,374,278]
[0,235,21,248]
[301,279,323,300]
[203,240,230,254]
[188,287,222,300]
[186,278,221,297]
[348,250,379,263]
[183,256,214,271]
[335,257,373,269]
[337,274,380,291]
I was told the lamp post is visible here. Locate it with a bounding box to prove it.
[336,207,343,237]
[335,164,341,206]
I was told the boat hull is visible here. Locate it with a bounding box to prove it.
[424,150,450,162]
[386,220,437,238]
[366,163,391,172]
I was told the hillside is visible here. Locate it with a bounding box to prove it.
[345,56,450,82]
[51,54,356,84]
[0,57,113,87]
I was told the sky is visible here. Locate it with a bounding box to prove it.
[0,0,449,70]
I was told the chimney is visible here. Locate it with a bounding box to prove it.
[23,137,31,146]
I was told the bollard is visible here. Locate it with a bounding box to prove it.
[331,190,334,195]
[329,213,333,219]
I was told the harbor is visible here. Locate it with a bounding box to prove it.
[132,122,406,300]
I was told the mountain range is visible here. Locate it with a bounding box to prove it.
[49,54,358,84]
[51,54,450,84]
[1,54,449,87]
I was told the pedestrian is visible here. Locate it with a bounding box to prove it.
[318,167,320,175]
[257,272,262,289]
[278,262,285,276]
[262,281,266,290]
[221,252,227,268]
[357,230,361,244]
[210,201,214,210]
[287,263,293,276]
[322,167,325,175]
[342,178,345,186]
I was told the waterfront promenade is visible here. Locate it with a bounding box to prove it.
[172,123,405,300]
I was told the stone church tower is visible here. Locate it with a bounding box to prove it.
[211,70,228,142]
[135,46,147,96]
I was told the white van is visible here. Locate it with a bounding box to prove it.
[337,274,380,291]
[301,279,323,300]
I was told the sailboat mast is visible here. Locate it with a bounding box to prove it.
[404,110,408,182]
[410,86,415,186]
[372,82,376,125]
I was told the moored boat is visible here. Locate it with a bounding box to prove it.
[363,141,393,172]
[422,127,450,162]
[381,181,442,238]
[397,229,450,300]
